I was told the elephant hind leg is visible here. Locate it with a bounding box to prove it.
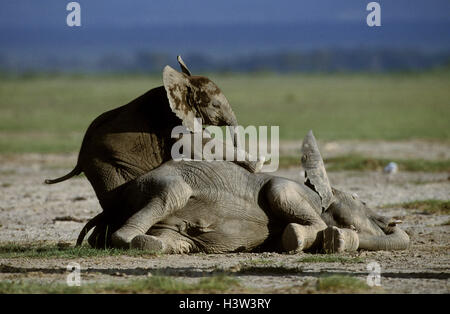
[264,178,327,252]
[130,235,165,252]
[131,228,195,254]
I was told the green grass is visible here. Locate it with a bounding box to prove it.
[0,275,241,294]
[0,243,161,259]
[279,155,302,168]
[297,254,365,264]
[325,155,450,172]
[0,71,449,153]
[279,154,450,172]
[316,275,370,293]
[382,200,450,214]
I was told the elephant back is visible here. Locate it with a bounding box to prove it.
[78,86,183,205]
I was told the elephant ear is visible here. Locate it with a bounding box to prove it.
[163,65,200,132]
[301,130,334,211]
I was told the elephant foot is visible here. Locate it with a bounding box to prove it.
[111,227,142,249]
[323,226,359,253]
[323,226,345,253]
[131,235,166,252]
[282,223,305,252]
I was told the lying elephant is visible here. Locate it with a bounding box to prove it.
[78,131,409,253]
[45,56,259,214]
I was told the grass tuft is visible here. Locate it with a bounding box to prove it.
[316,275,369,293]
[0,275,241,294]
[278,155,302,168]
[382,200,450,214]
[0,243,161,259]
[297,254,365,264]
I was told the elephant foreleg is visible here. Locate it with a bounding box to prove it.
[321,226,359,253]
[264,178,327,252]
[111,175,192,249]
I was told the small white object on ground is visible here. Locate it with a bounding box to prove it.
[384,162,398,174]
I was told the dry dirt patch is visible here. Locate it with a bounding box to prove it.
[0,145,449,293]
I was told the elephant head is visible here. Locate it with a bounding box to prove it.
[163,56,238,137]
[301,130,399,232]
[301,130,409,250]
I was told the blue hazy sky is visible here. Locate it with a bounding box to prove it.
[1,1,449,71]
[1,0,449,28]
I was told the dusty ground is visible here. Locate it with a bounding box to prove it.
[0,140,449,293]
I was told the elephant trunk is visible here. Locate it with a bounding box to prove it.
[230,124,239,149]
[358,226,410,251]
[222,116,239,149]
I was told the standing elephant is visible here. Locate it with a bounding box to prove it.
[78,131,409,253]
[45,56,260,245]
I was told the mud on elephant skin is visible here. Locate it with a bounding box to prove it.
[44,56,261,213]
[78,131,409,254]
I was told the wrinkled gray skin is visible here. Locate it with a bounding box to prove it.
[45,57,260,245]
[80,131,409,253]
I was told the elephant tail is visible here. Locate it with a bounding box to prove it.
[44,165,82,184]
[76,212,104,246]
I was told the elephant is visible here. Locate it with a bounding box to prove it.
[77,130,410,253]
[45,56,261,231]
